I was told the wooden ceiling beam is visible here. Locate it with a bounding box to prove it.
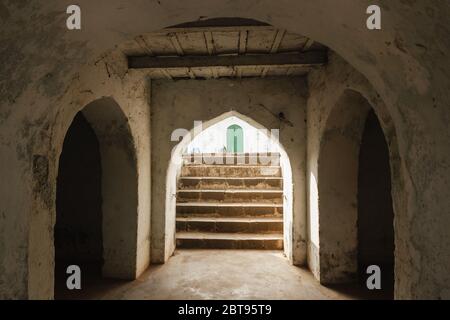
[204,31,216,55]
[238,30,248,54]
[135,36,154,56]
[169,33,185,56]
[128,51,327,69]
[302,38,315,51]
[270,29,286,53]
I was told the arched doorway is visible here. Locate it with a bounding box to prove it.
[176,116,285,250]
[317,90,396,298]
[54,98,139,298]
[54,112,103,299]
[357,110,395,297]
[162,111,294,260]
[227,124,244,153]
[150,76,306,266]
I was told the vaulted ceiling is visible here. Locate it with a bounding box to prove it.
[120,26,328,79]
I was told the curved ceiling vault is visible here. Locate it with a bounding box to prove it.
[119,19,328,80]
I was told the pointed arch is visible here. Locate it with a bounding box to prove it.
[315,89,403,298]
[51,97,140,298]
[158,111,295,261]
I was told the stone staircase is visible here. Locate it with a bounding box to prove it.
[176,153,283,250]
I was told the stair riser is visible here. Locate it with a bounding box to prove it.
[179,179,283,190]
[181,166,281,177]
[177,206,283,216]
[176,238,283,250]
[177,220,283,233]
[177,192,283,203]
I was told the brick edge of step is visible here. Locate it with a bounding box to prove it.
[176,217,283,222]
[176,216,283,233]
[176,232,284,250]
[176,202,283,207]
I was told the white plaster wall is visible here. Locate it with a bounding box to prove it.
[0,0,449,300]
[9,50,152,299]
[305,52,424,297]
[150,77,307,265]
[306,53,380,281]
[186,116,279,154]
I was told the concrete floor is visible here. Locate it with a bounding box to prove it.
[58,250,389,300]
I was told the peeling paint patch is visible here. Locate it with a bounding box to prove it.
[33,154,52,209]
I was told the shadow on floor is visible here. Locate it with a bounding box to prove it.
[55,250,392,300]
[54,260,129,300]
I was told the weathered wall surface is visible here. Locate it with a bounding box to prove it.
[0,0,449,299]
[0,46,152,299]
[306,52,450,299]
[150,77,307,264]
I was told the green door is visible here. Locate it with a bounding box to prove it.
[227,124,243,153]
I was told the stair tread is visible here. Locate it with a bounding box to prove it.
[176,202,283,207]
[176,231,283,240]
[179,176,282,180]
[177,157,284,249]
[184,164,280,167]
[183,153,281,156]
[176,216,283,223]
[178,189,283,193]
[182,165,280,168]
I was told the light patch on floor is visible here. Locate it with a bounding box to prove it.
[64,250,383,300]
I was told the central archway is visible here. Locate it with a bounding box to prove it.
[149,77,307,265]
[164,111,294,260]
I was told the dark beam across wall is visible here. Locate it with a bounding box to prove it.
[128,51,327,69]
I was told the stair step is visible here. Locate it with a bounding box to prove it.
[179,176,283,190]
[178,189,283,193]
[183,153,280,166]
[176,232,283,249]
[176,216,283,233]
[181,165,281,178]
[180,177,283,180]
[177,202,283,216]
[177,189,283,203]
[176,155,285,251]
[183,153,280,157]
[177,202,283,207]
